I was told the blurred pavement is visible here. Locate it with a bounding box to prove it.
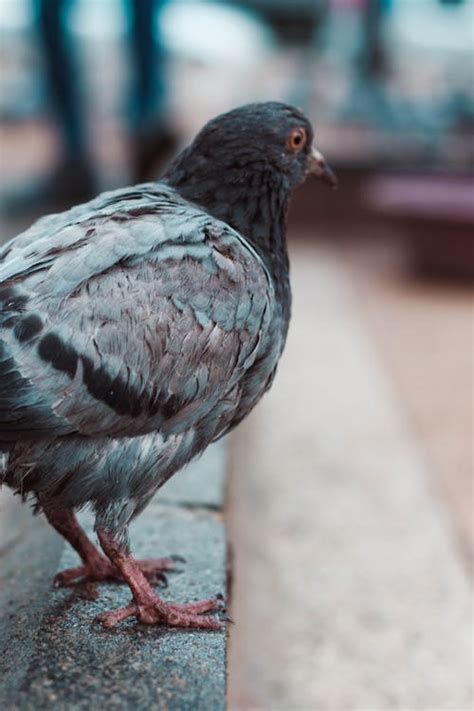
[228,239,473,710]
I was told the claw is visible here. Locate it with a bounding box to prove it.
[169,554,187,564]
[149,571,168,588]
[53,565,98,588]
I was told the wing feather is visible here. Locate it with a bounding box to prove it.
[0,185,273,441]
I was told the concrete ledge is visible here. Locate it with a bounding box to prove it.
[0,442,229,711]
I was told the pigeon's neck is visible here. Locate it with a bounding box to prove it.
[164,158,291,311]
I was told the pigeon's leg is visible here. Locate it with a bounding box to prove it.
[43,506,177,587]
[95,528,223,629]
[43,506,114,587]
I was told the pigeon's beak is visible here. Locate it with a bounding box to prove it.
[306,146,338,189]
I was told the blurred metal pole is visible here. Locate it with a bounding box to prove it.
[284,0,331,114]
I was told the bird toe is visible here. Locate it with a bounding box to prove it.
[95,595,224,630]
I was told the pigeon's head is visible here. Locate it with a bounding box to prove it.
[165,102,336,255]
[167,102,337,195]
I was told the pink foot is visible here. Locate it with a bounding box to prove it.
[96,594,224,630]
[53,555,182,588]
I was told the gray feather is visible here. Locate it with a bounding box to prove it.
[0,183,281,526]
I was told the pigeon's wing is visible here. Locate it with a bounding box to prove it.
[0,186,273,441]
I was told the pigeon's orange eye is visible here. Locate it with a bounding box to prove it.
[287,128,306,153]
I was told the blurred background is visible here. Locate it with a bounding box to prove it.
[0,0,472,708]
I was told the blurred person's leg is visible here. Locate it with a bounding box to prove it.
[34,0,96,206]
[37,0,84,160]
[3,0,96,216]
[127,0,178,182]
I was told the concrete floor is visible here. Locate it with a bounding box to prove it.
[227,238,472,710]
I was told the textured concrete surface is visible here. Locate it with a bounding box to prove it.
[342,237,473,559]
[228,243,473,710]
[0,442,228,710]
[0,491,64,702]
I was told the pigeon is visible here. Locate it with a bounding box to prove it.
[0,102,336,629]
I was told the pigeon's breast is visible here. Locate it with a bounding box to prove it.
[224,290,290,434]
